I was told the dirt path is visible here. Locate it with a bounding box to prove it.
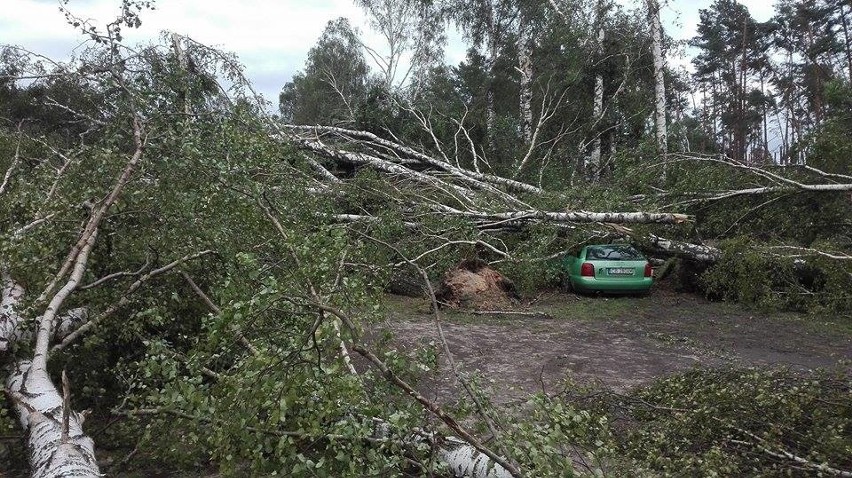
[374,290,852,404]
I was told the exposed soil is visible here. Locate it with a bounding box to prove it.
[373,288,852,405]
[435,259,519,309]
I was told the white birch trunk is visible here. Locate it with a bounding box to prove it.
[587,2,607,181]
[438,437,513,478]
[336,206,691,226]
[646,0,667,164]
[0,122,142,476]
[607,225,722,263]
[588,72,603,181]
[447,209,690,225]
[370,419,513,478]
[1,273,100,477]
[517,24,534,146]
[485,3,498,152]
[7,361,99,478]
[0,270,25,352]
[296,139,479,203]
[642,233,721,262]
[280,124,543,195]
[171,33,191,116]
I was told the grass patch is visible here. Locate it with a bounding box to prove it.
[536,293,657,321]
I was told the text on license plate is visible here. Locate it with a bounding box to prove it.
[607,268,634,276]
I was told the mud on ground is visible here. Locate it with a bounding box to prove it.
[371,288,852,405]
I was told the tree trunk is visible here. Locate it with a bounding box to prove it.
[738,15,748,163]
[517,21,534,146]
[760,74,769,161]
[171,33,191,116]
[839,2,852,84]
[281,124,543,194]
[7,362,100,478]
[609,225,722,263]
[646,0,668,165]
[711,75,720,148]
[439,438,513,478]
[1,274,100,478]
[486,3,498,153]
[450,209,690,224]
[587,0,607,181]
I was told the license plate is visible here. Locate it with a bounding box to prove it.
[607,268,634,276]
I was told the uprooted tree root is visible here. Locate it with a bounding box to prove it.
[436,259,520,310]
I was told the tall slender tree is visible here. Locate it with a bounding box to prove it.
[354,0,445,93]
[646,0,668,164]
[691,0,770,163]
[586,0,610,181]
[279,18,369,125]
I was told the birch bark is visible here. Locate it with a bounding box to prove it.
[646,0,668,164]
[517,21,534,146]
[1,273,99,478]
[586,0,607,181]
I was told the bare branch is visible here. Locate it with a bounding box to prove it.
[727,425,852,478]
[0,122,24,195]
[356,231,517,471]
[79,257,152,290]
[33,228,98,368]
[514,83,569,177]
[12,212,60,240]
[764,246,852,261]
[674,153,852,194]
[281,124,543,196]
[801,165,852,182]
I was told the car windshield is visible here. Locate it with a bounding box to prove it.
[586,245,644,261]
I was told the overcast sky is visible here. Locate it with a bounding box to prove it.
[2,0,777,104]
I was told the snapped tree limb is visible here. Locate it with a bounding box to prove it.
[281,124,543,196]
[6,361,98,478]
[293,137,481,205]
[608,224,722,263]
[441,209,691,225]
[1,234,101,478]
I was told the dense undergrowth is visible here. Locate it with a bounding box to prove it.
[544,367,852,476]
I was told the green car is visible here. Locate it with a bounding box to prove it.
[563,244,653,293]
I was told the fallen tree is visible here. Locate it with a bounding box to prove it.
[281,124,544,195]
[0,114,150,477]
[2,277,98,478]
[1,9,849,477]
[0,31,534,476]
[608,225,722,263]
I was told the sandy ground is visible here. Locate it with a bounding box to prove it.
[373,289,852,405]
